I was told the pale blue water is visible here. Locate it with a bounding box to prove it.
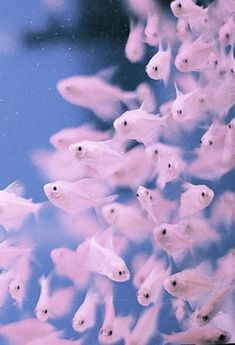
[0,1,234,344]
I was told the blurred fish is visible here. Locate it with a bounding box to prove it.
[214,248,235,286]
[172,298,188,322]
[136,82,157,113]
[132,253,157,289]
[211,191,235,228]
[219,14,235,48]
[144,13,160,47]
[125,20,145,63]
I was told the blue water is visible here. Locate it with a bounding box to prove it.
[0,1,234,344]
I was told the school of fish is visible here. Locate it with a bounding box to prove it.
[1,0,235,344]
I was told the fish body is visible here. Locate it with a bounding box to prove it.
[146,44,171,86]
[125,21,145,63]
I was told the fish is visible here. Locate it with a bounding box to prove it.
[162,326,231,345]
[44,178,115,213]
[194,285,235,326]
[136,185,176,223]
[146,41,171,86]
[57,67,140,119]
[88,235,130,282]
[135,82,157,113]
[132,253,157,289]
[172,298,187,322]
[125,305,160,345]
[170,0,206,22]
[136,262,170,306]
[72,288,99,333]
[125,21,145,63]
[180,182,214,217]
[0,180,42,231]
[69,140,126,179]
[211,191,235,228]
[198,121,226,154]
[0,238,32,270]
[113,106,165,146]
[0,318,55,345]
[219,14,235,48]
[144,13,160,47]
[50,125,111,150]
[34,275,74,321]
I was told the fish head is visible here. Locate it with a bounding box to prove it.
[144,16,159,47]
[56,77,84,100]
[69,141,88,160]
[207,328,231,344]
[113,113,133,137]
[136,185,153,205]
[72,316,88,332]
[136,287,152,306]
[145,144,160,164]
[111,264,130,282]
[195,308,211,326]
[9,279,23,301]
[197,186,214,207]
[154,224,170,247]
[200,133,214,153]
[43,181,64,202]
[175,53,190,73]
[50,132,70,150]
[163,274,184,297]
[228,118,235,132]
[219,24,232,47]
[170,0,187,18]
[99,325,114,343]
[171,102,185,122]
[101,203,119,225]
[145,58,160,80]
[164,157,180,179]
[34,304,50,322]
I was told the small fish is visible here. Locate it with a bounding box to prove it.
[72,288,99,333]
[50,125,111,150]
[172,298,187,322]
[44,178,115,213]
[194,285,235,326]
[88,236,130,282]
[163,265,215,303]
[180,182,214,217]
[219,14,235,47]
[0,180,42,231]
[136,186,176,223]
[170,0,205,22]
[69,140,126,179]
[175,37,213,73]
[113,106,165,146]
[136,262,170,306]
[199,121,226,154]
[125,21,145,63]
[146,42,171,86]
[132,253,157,289]
[162,326,230,345]
[144,13,160,47]
[34,275,74,322]
[125,305,159,345]
[57,67,139,119]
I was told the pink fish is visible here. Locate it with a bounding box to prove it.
[125,21,145,63]
[35,275,75,321]
[214,249,235,286]
[136,82,157,113]
[50,125,111,150]
[144,13,160,47]
[219,14,235,48]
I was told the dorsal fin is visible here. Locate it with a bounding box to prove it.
[174,82,183,98]
[5,180,25,197]
[182,182,195,191]
[96,66,118,82]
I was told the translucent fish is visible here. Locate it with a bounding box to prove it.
[125,304,160,345]
[0,318,55,345]
[170,0,205,22]
[136,262,170,306]
[194,285,235,326]
[88,236,130,282]
[180,182,214,217]
[146,42,171,86]
[113,107,165,146]
[162,326,230,345]
[136,186,176,224]
[72,287,99,333]
[34,275,75,321]
[199,121,226,154]
[144,13,160,47]
[0,180,42,231]
[57,68,140,119]
[44,178,115,213]
[69,140,126,179]
[125,21,145,63]
[50,125,111,150]
[219,14,235,48]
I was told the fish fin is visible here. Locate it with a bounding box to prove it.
[5,180,25,197]
[182,182,194,191]
[96,65,118,81]
[174,82,183,97]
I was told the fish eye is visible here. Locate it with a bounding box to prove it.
[209,140,213,145]
[214,60,218,66]
[79,320,84,325]
[228,124,232,129]
[200,139,202,144]
[108,330,113,337]
[53,186,57,191]
[201,191,206,197]
[202,315,208,321]
[162,228,167,235]
[136,193,139,197]
[43,309,48,314]
[110,208,115,213]
[177,2,182,8]
[225,33,230,40]
[119,271,123,276]
[16,285,20,290]
[183,58,188,64]
[154,66,158,71]
[154,149,158,154]
[77,146,82,151]
[218,334,226,342]
[231,68,234,74]
[171,280,177,286]
[123,120,127,126]
[168,163,172,168]
[143,293,149,299]
[177,109,182,115]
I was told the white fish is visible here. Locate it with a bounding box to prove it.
[162,326,231,345]
[88,236,130,282]
[136,263,170,306]
[125,21,145,63]
[0,181,42,231]
[145,142,182,167]
[194,285,235,326]
[199,121,226,154]
[180,182,214,217]
[35,276,74,321]
[136,186,176,223]
[72,288,99,333]
[57,68,139,119]
[146,42,171,86]
[69,140,126,179]
[113,106,165,146]
[219,14,235,47]
[44,178,115,213]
